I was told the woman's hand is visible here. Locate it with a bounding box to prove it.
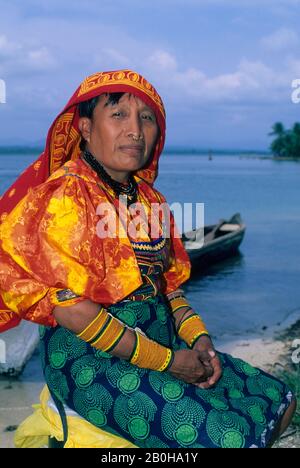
[192,335,222,389]
[168,349,213,384]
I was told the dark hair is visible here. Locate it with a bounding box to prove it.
[78,92,126,150]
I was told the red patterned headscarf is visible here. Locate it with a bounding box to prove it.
[0,70,166,221]
[0,70,167,331]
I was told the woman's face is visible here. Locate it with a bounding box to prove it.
[79,93,159,183]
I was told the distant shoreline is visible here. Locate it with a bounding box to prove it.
[0,146,272,156]
[239,155,300,161]
[0,146,299,162]
[0,146,43,155]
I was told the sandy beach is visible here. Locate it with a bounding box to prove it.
[0,319,299,449]
[219,320,300,448]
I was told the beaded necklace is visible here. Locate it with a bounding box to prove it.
[83,150,138,205]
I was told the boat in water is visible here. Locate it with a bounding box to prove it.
[183,213,246,271]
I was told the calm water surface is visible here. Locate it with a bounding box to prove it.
[1,152,300,339]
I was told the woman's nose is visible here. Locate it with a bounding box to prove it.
[126,113,143,139]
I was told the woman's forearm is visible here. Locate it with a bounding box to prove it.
[53,298,101,333]
[166,289,195,330]
[53,299,136,360]
[53,299,173,371]
[166,289,209,347]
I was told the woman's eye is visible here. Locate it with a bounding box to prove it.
[112,111,122,118]
[142,113,155,122]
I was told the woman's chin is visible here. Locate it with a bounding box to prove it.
[120,161,145,173]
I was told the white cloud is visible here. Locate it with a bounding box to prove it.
[0,35,21,58]
[286,57,300,76]
[95,48,130,68]
[27,47,56,70]
[261,27,299,51]
[144,49,296,104]
[0,0,299,147]
[0,34,57,74]
[148,51,177,71]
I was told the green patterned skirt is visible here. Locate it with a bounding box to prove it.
[40,294,293,448]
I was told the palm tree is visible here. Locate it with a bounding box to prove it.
[292,123,300,157]
[269,122,285,137]
[269,122,286,157]
[269,122,300,158]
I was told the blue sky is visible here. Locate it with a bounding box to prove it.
[0,0,299,150]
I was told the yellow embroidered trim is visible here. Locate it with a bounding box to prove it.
[0,310,15,325]
[130,332,173,372]
[178,315,209,348]
[130,238,167,252]
[50,113,79,174]
[78,70,165,118]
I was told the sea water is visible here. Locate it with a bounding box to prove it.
[1,150,300,340]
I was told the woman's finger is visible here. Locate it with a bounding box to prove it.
[208,356,222,385]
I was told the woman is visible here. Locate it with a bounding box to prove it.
[0,70,296,448]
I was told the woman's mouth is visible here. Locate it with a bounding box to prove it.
[119,145,145,157]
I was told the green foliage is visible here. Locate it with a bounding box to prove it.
[269,122,300,158]
[275,366,300,427]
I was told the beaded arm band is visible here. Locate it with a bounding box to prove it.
[129,331,174,372]
[177,314,209,348]
[167,292,209,348]
[167,296,191,314]
[77,307,174,372]
[77,307,127,353]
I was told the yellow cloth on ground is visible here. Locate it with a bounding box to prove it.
[14,385,137,448]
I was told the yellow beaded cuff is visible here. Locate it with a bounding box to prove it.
[77,307,126,353]
[177,314,209,348]
[130,332,174,372]
[168,296,191,314]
